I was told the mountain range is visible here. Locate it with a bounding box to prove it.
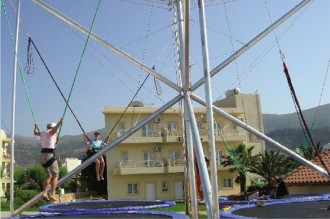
[7,103,330,167]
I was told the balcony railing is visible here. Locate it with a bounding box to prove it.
[119,160,165,168]
[2,154,10,162]
[117,130,161,138]
[114,158,231,175]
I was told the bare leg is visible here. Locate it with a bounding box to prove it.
[43,173,51,201]
[99,157,105,180]
[95,159,100,181]
[49,176,58,202]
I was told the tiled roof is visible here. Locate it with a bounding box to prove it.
[285,149,330,185]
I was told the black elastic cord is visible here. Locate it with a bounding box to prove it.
[28,37,92,144]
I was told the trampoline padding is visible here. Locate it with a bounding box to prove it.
[39,200,175,214]
[9,211,189,219]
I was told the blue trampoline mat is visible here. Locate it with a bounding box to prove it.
[39,200,175,214]
[220,193,330,218]
[9,211,189,219]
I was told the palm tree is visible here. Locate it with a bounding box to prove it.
[299,142,324,160]
[247,150,292,197]
[221,143,258,193]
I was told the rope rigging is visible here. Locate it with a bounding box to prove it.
[26,37,93,144]
[1,0,38,128]
[103,74,150,144]
[282,62,330,175]
[221,0,248,124]
[264,0,330,176]
[56,0,103,140]
[24,37,34,74]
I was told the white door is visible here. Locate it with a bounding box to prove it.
[146,183,155,200]
[174,181,184,200]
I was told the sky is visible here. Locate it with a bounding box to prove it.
[1,0,330,137]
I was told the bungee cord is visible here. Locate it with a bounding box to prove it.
[56,0,103,140]
[27,37,93,144]
[1,0,38,129]
[264,0,330,176]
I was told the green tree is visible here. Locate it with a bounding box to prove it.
[247,150,292,196]
[24,165,45,190]
[221,144,258,193]
[59,167,78,193]
[14,166,26,189]
[299,142,324,160]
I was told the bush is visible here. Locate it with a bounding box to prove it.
[1,190,48,211]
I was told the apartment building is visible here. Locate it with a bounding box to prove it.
[103,89,265,200]
[0,130,11,198]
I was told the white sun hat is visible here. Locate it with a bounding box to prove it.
[50,123,57,128]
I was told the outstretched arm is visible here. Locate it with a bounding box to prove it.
[50,117,64,135]
[34,124,40,136]
[84,132,91,145]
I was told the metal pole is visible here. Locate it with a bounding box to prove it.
[175,0,185,89]
[32,0,180,93]
[13,94,183,216]
[10,0,20,215]
[182,0,200,217]
[173,0,192,215]
[191,94,330,179]
[185,93,213,218]
[191,0,311,91]
[197,0,219,217]
[185,111,198,218]
[183,0,190,91]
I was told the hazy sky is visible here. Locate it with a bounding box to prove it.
[1,0,330,137]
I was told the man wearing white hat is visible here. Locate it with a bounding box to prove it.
[34,117,64,202]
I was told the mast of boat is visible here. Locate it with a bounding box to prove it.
[10,0,21,215]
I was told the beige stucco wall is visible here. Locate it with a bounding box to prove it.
[287,184,330,195]
[0,130,10,198]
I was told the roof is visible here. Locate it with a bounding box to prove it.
[285,149,330,185]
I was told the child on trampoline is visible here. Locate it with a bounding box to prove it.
[84,132,108,181]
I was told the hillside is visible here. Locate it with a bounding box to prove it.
[265,126,330,151]
[263,103,330,151]
[263,103,330,133]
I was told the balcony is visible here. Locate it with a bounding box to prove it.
[1,176,11,183]
[215,129,246,142]
[113,158,231,175]
[113,160,165,175]
[116,129,162,143]
[113,159,185,175]
[167,159,185,173]
[2,154,10,163]
[112,126,246,144]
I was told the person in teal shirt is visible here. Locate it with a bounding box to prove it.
[84,132,107,181]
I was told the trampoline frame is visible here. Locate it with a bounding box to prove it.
[219,193,330,218]
[38,200,176,214]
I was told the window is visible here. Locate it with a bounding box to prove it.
[223,178,232,188]
[121,151,128,161]
[128,183,138,194]
[144,151,154,167]
[118,122,125,135]
[214,122,222,135]
[143,123,152,137]
[248,132,253,142]
[216,150,223,165]
[162,181,168,192]
[167,123,177,131]
[169,150,180,160]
